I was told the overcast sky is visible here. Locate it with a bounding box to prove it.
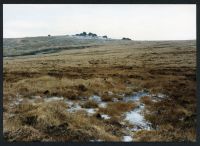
[3,4,196,40]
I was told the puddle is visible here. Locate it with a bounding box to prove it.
[30,95,42,99]
[101,114,111,120]
[123,91,150,102]
[112,98,119,102]
[98,102,107,108]
[17,98,23,102]
[8,113,15,118]
[90,139,103,142]
[118,93,125,97]
[125,106,151,131]
[6,90,168,144]
[122,136,133,142]
[108,91,113,95]
[89,95,102,103]
[122,91,164,131]
[11,97,24,106]
[66,101,97,116]
[44,96,64,102]
[156,93,166,98]
[5,90,168,142]
[151,93,167,101]
[154,93,166,98]
[67,103,82,112]
[64,100,74,107]
[84,108,97,115]
[125,110,144,125]
[77,96,88,101]
[123,92,167,102]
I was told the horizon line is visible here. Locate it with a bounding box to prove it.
[3,34,196,41]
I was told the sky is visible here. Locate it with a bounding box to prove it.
[3,4,196,40]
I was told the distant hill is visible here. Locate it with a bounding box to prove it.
[3,35,114,57]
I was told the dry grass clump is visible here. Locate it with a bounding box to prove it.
[82,100,98,108]
[4,101,119,141]
[99,102,137,117]
[142,96,196,142]
[133,126,196,142]
[144,99,195,128]
[140,96,153,105]
[4,126,51,142]
[101,95,113,102]
[3,74,121,99]
[136,65,196,142]
[13,103,38,114]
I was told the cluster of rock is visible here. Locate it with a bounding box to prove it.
[102,35,108,39]
[122,37,132,40]
[75,32,108,39]
[47,32,132,41]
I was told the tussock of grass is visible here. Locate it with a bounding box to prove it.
[101,94,114,102]
[99,102,137,117]
[14,103,37,114]
[145,100,195,128]
[4,101,119,141]
[82,100,98,108]
[4,125,51,142]
[140,96,153,105]
[133,127,196,142]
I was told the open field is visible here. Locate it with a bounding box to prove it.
[3,36,196,142]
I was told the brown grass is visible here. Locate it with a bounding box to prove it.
[3,40,196,141]
[99,102,137,117]
[4,101,119,141]
[140,96,153,105]
[82,100,98,108]
[101,95,113,102]
[133,126,196,142]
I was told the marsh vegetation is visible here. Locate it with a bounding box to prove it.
[3,36,196,142]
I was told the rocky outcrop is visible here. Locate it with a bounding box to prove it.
[75,32,107,39]
[103,35,108,39]
[122,37,132,40]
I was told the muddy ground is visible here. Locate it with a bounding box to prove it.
[3,39,196,142]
